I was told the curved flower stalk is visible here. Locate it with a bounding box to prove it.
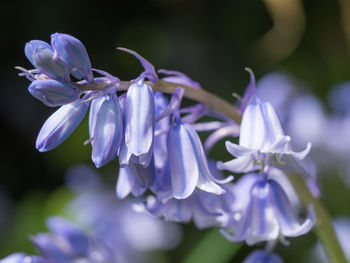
[220,171,315,245]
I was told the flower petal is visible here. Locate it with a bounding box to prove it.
[51,33,92,81]
[36,100,89,152]
[269,179,315,237]
[184,123,225,194]
[124,79,155,166]
[167,122,198,199]
[28,79,79,107]
[91,94,123,168]
[25,40,53,67]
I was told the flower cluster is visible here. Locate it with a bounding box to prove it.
[14,33,320,262]
[1,165,182,263]
[0,217,117,263]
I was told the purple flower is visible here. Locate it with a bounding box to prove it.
[0,253,45,263]
[243,250,283,263]
[51,33,93,82]
[167,121,228,199]
[36,99,89,152]
[220,172,315,245]
[120,78,155,167]
[116,160,155,199]
[28,79,79,107]
[145,183,235,229]
[89,93,124,168]
[218,71,311,174]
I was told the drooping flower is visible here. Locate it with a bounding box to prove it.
[36,99,89,152]
[119,78,155,167]
[167,120,229,199]
[217,70,311,174]
[89,92,124,168]
[220,171,315,245]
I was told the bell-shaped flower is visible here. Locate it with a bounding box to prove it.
[218,71,311,173]
[36,100,89,152]
[116,160,155,199]
[28,79,80,107]
[51,33,93,82]
[243,250,283,263]
[89,93,123,168]
[119,78,155,167]
[220,172,315,245]
[167,121,229,199]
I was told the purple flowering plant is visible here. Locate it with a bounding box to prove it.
[6,33,347,263]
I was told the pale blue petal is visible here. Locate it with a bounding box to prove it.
[117,161,154,198]
[240,68,257,113]
[245,180,279,245]
[124,80,155,166]
[33,47,68,81]
[47,217,89,257]
[269,179,315,237]
[225,141,256,157]
[36,100,89,152]
[51,33,92,81]
[91,94,123,168]
[25,40,52,67]
[28,79,79,107]
[167,122,198,199]
[184,123,225,194]
[239,102,268,149]
[217,155,256,173]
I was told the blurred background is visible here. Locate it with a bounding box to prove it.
[0,0,350,262]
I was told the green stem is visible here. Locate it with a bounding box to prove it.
[287,173,347,263]
[78,78,346,262]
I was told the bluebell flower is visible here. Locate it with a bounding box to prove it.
[220,172,315,245]
[89,92,124,168]
[36,99,89,152]
[167,120,227,199]
[217,70,311,173]
[66,165,182,263]
[116,160,155,199]
[120,78,155,167]
[28,79,79,107]
[145,182,235,229]
[25,40,53,68]
[51,33,93,82]
[243,250,283,263]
